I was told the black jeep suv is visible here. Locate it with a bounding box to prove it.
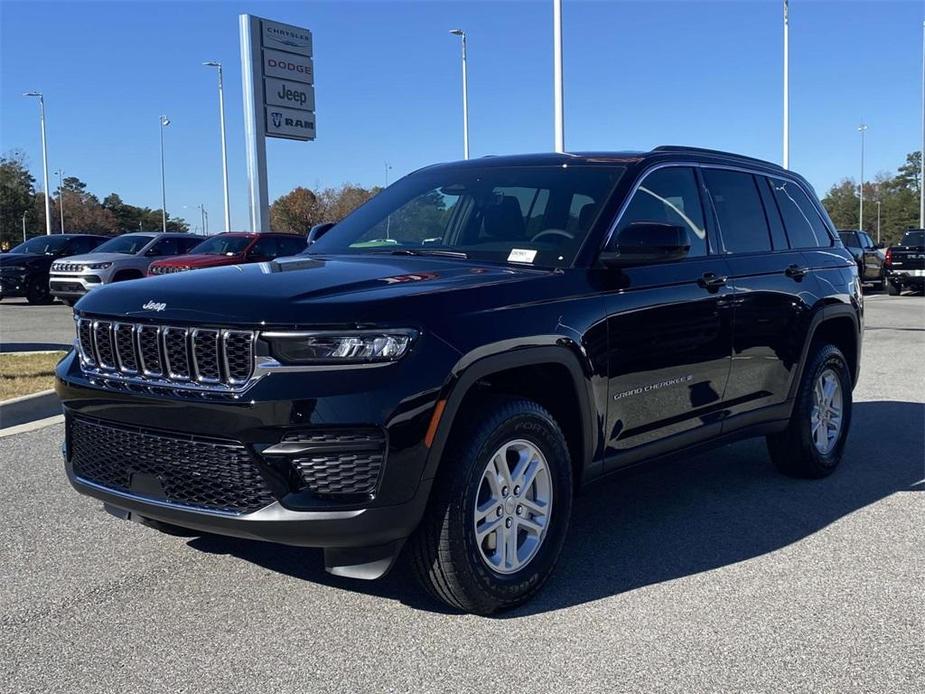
[57,147,862,614]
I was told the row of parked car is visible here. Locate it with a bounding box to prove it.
[837,228,925,295]
[0,231,308,305]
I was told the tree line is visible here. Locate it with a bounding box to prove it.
[0,150,188,248]
[820,151,921,246]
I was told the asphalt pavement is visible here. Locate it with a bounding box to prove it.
[1,295,923,693]
[0,297,74,352]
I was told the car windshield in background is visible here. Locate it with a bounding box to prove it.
[94,235,155,255]
[189,236,252,256]
[308,165,626,267]
[9,236,77,255]
[900,230,924,246]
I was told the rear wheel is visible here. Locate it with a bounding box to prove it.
[410,398,573,614]
[767,344,852,478]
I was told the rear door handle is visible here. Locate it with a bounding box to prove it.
[697,272,727,290]
[785,264,809,279]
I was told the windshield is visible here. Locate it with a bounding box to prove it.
[9,236,75,255]
[188,235,252,256]
[308,165,625,267]
[900,230,924,247]
[94,235,155,255]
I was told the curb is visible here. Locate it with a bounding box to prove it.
[0,389,62,429]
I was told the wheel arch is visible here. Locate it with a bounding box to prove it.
[788,303,861,402]
[111,268,144,282]
[423,345,597,488]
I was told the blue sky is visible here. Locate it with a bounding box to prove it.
[1,0,922,231]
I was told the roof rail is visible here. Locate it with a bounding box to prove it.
[652,145,783,170]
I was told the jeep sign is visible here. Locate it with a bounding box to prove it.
[265,105,316,140]
[265,77,315,110]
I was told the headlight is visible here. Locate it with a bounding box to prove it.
[263,330,417,364]
[85,262,112,270]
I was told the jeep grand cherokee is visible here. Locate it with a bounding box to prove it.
[57,147,862,614]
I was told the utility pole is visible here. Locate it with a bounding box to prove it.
[23,92,51,234]
[782,0,790,169]
[858,123,868,231]
[159,115,170,233]
[553,0,565,153]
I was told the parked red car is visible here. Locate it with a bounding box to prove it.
[147,232,307,276]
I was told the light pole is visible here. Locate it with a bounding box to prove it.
[858,123,868,231]
[449,29,470,160]
[782,0,790,169]
[203,61,231,232]
[23,91,51,235]
[159,115,170,233]
[54,169,65,233]
[384,162,392,187]
[920,20,924,228]
[22,212,27,243]
[876,200,881,244]
[553,0,565,153]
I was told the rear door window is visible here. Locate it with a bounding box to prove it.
[178,237,202,253]
[702,169,771,253]
[770,178,830,248]
[148,237,180,256]
[276,235,307,256]
[249,236,279,258]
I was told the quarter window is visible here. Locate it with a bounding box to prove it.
[702,169,771,253]
[614,167,707,257]
[769,178,830,248]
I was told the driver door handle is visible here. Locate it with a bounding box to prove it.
[697,272,727,290]
[785,264,809,279]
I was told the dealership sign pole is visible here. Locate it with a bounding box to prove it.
[239,14,315,232]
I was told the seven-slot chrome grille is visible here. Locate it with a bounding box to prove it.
[76,317,255,389]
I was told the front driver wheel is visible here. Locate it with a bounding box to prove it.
[25,277,53,304]
[410,398,573,614]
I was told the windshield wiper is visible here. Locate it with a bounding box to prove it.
[385,248,469,259]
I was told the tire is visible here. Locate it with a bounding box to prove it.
[873,268,886,290]
[25,277,53,304]
[767,344,852,479]
[887,281,901,296]
[410,398,573,614]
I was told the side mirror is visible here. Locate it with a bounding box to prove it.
[600,222,690,267]
[307,222,336,245]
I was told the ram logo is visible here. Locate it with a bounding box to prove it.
[271,111,283,128]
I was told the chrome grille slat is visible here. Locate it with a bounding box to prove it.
[75,319,255,391]
[92,321,116,370]
[162,327,191,381]
[113,323,139,374]
[191,329,222,383]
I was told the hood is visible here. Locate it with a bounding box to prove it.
[54,252,134,264]
[76,254,554,326]
[152,254,244,268]
[0,253,48,268]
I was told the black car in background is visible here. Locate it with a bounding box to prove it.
[58,147,862,614]
[0,234,107,304]
[884,229,925,295]
[838,230,886,289]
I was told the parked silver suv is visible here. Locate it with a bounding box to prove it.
[49,232,201,305]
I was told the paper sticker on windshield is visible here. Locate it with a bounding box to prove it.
[508,248,537,264]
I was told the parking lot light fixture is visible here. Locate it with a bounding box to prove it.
[23,91,52,235]
[203,61,231,232]
[449,29,469,160]
[159,115,170,233]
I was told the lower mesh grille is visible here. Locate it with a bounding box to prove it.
[291,451,384,497]
[69,416,277,514]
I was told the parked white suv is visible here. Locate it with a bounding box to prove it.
[49,232,201,306]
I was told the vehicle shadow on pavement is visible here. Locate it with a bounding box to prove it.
[187,400,924,617]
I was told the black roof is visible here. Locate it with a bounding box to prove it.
[421,146,785,172]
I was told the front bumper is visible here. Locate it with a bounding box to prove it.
[55,337,453,560]
[49,272,102,299]
[0,271,28,297]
